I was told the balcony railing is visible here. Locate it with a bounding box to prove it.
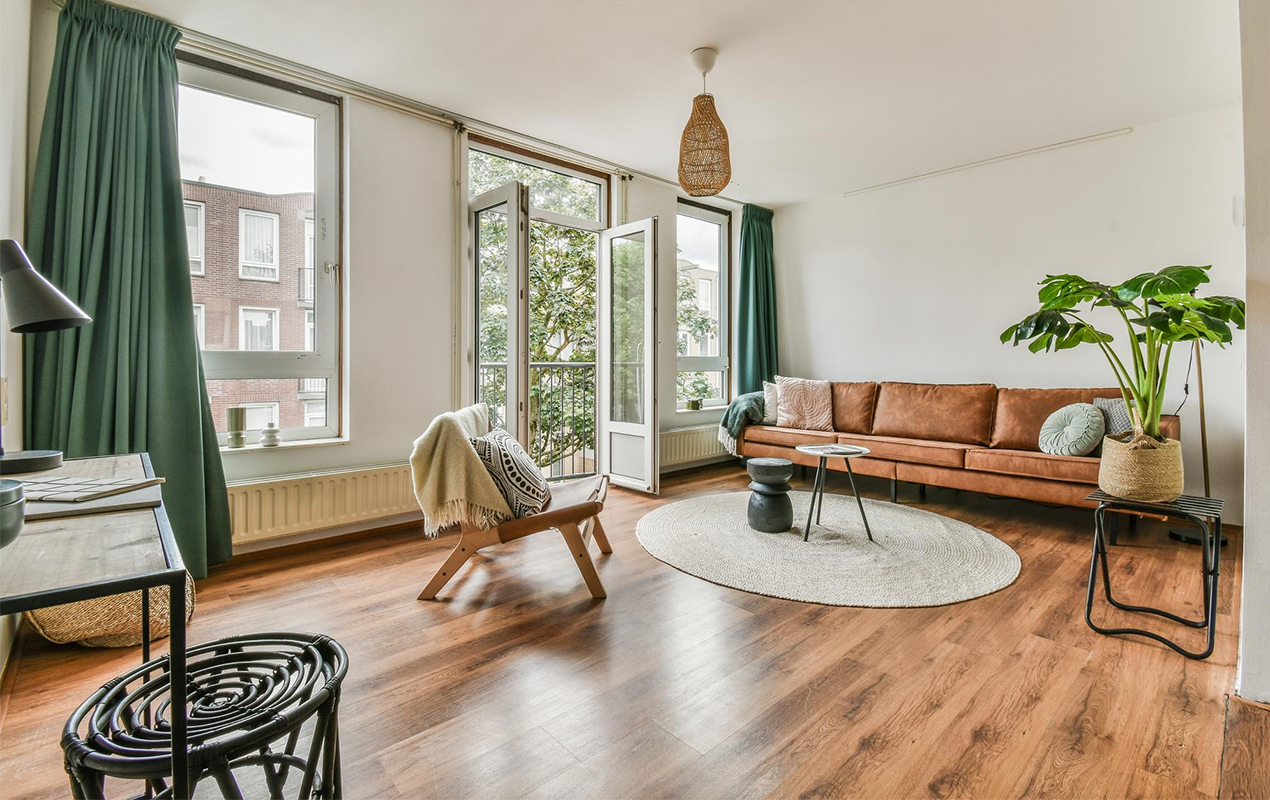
[297,378,325,395]
[478,362,596,480]
[299,266,314,305]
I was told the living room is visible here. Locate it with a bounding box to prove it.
[0,1,1266,798]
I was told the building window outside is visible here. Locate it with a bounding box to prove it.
[193,303,205,349]
[185,201,205,275]
[239,209,280,281]
[179,58,341,444]
[676,202,731,408]
[303,399,326,427]
[239,307,279,351]
[241,402,279,430]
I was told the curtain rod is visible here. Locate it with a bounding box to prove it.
[48,0,745,206]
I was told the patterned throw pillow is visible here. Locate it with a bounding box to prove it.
[762,381,779,423]
[775,375,834,431]
[1093,396,1134,436]
[470,428,549,518]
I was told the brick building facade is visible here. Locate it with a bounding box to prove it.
[183,179,324,433]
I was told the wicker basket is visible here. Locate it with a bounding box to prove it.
[24,573,196,648]
[1098,429,1184,502]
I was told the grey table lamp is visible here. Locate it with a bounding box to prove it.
[0,238,91,475]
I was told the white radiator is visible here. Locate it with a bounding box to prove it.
[660,424,730,471]
[228,463,420,546]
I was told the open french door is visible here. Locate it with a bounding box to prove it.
[598,217,659,494]
[469,181,529,442]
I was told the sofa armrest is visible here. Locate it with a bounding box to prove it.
[1161,414,1181,441]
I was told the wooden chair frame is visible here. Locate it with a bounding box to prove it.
[418,475,612,600]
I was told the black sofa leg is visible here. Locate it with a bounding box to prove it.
[890,479,898,503]
[918,483,927,502]
[800,464,808,480]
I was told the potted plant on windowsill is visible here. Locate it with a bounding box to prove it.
[1001,265,1244,502]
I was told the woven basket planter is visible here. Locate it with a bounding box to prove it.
[1098,430,1184,502]
[24,573,196,648]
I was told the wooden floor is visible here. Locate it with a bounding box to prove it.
[0,463,1251,799]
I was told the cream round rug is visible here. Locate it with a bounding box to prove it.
[636,491,1020,607]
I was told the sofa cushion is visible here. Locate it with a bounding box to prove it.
[990,387,1121,451]
[775,375,834,431]
[837,433,975,468]
[1038,403,1105,456]
[965,448,1100,484]
[830,382,878,434]
[870,382,997,445]
[744,425,838,448]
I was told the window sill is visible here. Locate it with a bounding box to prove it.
[676,406,727,415]
[220,436,348,454]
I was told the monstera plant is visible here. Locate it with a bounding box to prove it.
[1002,265,1244,502]
[1002,265,1244,439]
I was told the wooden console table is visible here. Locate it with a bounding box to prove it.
[0,454,191,798]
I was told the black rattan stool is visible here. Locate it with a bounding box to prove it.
[62,632,348,799]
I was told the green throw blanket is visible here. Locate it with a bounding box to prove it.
[718,391,766,456]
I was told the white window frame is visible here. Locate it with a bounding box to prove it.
[179,59,341,445]
[304,309,315,351]
[241,402,280,431]
[185,201,205,275]
[238,208,281,282]
[676,202,731,409]
[238,306,280,352]
[193,303,205,349]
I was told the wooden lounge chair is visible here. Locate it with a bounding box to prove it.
[418,474,612,600]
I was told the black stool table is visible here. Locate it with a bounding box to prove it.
[62,632,348,799]
[1084,490,1223,660]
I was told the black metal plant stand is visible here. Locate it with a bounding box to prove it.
[1084,490,1222,660]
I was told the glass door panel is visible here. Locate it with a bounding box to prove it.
[599,217,658,493]
[471,182,527,441]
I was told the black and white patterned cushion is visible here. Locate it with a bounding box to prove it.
[470,428,549,518]
[1093,396,1134,436]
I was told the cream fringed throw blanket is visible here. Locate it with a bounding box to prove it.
[409,403,513,536]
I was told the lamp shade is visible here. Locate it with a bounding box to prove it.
[678,94,731,197]
[0,239,91,333]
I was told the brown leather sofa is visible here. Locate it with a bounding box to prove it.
[737,382,1181,508]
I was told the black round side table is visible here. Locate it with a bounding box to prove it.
[747,457,794,532]
[61,632,348,799]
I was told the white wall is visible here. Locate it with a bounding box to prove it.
[1,0,32,680]
[774,106,1247,521]
[1238,0,1269,702]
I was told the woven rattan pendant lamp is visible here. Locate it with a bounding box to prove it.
[678,47,731,197]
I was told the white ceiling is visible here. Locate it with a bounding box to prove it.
[119,0,1243,207]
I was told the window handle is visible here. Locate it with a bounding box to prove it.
[324,261,341,284]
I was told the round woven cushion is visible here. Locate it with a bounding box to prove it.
[1039,403,1105,456]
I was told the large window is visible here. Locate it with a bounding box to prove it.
[676,202,731,408]
[178,59,341,444]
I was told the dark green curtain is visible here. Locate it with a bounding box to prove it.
[737,204,778,394]
[25,0,231,577]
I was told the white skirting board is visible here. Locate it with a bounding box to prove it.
[227,463,420,547]
[661,424,732,472]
